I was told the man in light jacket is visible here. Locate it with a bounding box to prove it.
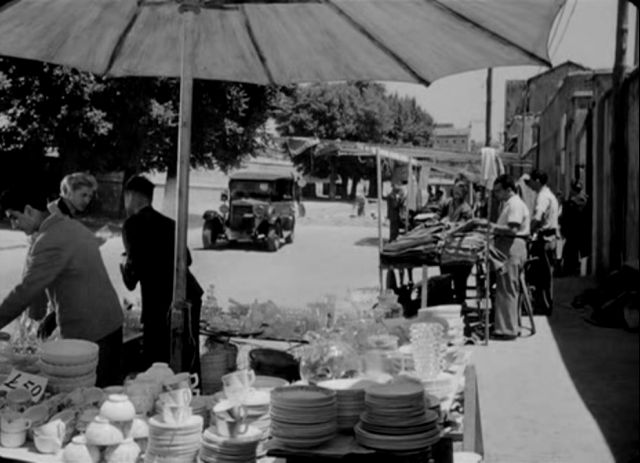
[0,188,123,386]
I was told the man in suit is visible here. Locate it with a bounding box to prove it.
[120,176,203,375]
[0,188,123,386]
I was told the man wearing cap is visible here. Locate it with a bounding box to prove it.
[0,188,123,386]
[120,176,203,374]
[526,170,560,316]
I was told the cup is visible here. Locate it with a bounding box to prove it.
[222,370,255,390]
[1,416,31,433]
[159,388,192,407]
[161,405,191,425]
[213,400,247,438]
[1,429,28,448]
[162,372,199,393]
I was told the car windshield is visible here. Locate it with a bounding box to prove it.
[230,181,273,200]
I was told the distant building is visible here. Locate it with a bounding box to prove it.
[431,123,471,151]
[503,61,589,156]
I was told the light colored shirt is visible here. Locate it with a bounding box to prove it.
[497,193,530,237]
[533,185,559,231]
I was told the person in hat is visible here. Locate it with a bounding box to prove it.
[0,187,123,386]
[120,176,203,375]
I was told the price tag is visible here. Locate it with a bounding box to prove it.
[0,369,48,402]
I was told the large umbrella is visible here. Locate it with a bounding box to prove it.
[0,0,565,370]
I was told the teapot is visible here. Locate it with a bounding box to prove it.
[145,362,174,382]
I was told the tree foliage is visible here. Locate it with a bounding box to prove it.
[0,57,278,195]
[272,82,433,197]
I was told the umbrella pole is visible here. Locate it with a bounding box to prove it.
[171,9,196,373]
[376,148,383,294]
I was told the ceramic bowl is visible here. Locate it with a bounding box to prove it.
[104,438,140,463]
[62,435,101,463]
[85,416,124,446]
[47,372,97,393]
[22,404,50,427]
[100,394,136,422]
[39,358,98,377]
[40,339,99,365]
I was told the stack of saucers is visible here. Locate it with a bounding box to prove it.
[199,426,262,463]
[317,378,375,433]
[145,415,203,463]
[355,380,440,452]
[269,385,337,449]
[39,339,99,393]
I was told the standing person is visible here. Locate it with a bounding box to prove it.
[120,176,203,375]
[473,186,488,219]
[560,180,588,276]
[439,181,474,305]
[385,184,405,242]
[0,188,123,386]
[48,172,98,218]
[490,175,530,340]
[526,170,560,315]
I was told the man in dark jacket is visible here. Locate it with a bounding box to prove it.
[120,176,203,374]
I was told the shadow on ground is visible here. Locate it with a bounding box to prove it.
[548,276,640,463]
[354,236,388,247]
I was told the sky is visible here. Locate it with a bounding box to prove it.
[383,0,639,145]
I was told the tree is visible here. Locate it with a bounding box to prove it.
[273,82,433,199]
[0,57,278,212]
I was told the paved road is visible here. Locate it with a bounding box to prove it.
[0,221,382,309]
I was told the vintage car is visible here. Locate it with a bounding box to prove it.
[202,171,297,251]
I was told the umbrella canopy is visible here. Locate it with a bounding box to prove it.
[0,0,564,84]
[0,0,566,369]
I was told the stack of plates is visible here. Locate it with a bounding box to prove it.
[269,385,337,449]
[145,415,204,463]
[355,380,440,452]
[40,339,99,393]
[317,378,375,433]
[199,426,262,463]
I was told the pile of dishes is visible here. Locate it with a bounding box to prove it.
[317,378,375,433]
[199,426,262,463]
[269,385,337,449]
[39,339,99,393]
[145,415,203,463]
[355,380,440,452]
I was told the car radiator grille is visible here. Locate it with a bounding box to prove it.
[230,206,254,229]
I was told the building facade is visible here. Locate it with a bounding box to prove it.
[431,123,471,151]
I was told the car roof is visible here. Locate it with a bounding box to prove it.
[229,171,294,181]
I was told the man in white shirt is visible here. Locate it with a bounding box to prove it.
[490,174,530,340]
[527,170,559,316]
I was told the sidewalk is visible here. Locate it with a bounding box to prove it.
[473,276,639,463]
[0,227,28,250]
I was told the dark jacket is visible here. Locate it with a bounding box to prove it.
[121,206,203,324]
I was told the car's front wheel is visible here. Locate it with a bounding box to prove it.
[202,221,217,249]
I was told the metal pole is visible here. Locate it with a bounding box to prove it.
[170,8,196,373]
[376,148,384,293]
[485,68,493,147]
